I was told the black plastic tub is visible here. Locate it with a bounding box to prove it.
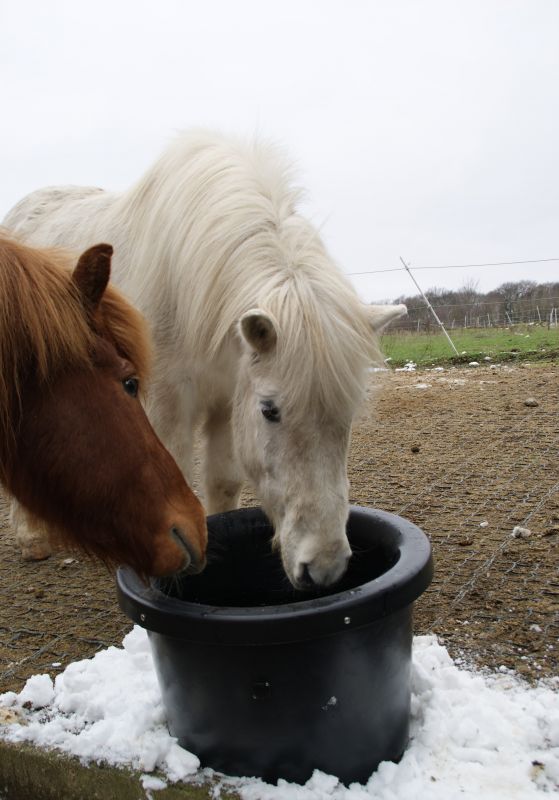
[117,506,433,785]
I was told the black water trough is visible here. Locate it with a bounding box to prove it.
[117,506,433,785]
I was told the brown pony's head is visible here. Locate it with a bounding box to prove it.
[0,235,207,577]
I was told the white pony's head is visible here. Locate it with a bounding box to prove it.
[122,128,407,590]
[233,286,406,590]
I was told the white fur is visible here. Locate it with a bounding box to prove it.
[4,131,406,588]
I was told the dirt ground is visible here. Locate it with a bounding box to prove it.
[0,362,557,693]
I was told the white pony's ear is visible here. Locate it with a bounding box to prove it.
[366,303,407,334]
[239,309,278,354]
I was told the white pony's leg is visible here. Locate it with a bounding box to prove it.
[203,411,243,514]
[10,499,52,561]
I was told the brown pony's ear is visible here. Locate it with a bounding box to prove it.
[72,244,113,313]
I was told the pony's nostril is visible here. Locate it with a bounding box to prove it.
[170,525,205,575]
[299,563,316,589]
[170,525,192,565]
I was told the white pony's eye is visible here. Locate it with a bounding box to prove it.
[260,400,281,423]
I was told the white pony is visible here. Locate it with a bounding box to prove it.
[4,131,405,589]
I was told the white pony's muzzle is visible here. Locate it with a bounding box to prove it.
[276,520,353,590]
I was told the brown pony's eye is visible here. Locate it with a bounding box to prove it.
[122,377,139,398]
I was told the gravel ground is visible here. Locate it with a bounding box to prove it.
[0,362,557,692]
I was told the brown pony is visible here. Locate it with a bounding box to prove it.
[0,234,207,577]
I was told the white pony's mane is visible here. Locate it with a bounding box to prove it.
[116,131,381,419]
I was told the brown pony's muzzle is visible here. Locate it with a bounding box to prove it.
[150,490,208,577]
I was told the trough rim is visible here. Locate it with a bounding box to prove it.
[116,505,433,646]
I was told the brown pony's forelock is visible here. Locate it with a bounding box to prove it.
[0,232,152,454]
[0,234,92,454]
[96,283,153,388]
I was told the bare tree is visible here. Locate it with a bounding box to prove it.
[383,278,559,331]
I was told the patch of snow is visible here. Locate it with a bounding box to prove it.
[479,521,489,528]
[512,526,532,539]
[414,383,431,389]
[19,674,55,709]
[0,631,558,798]
[468,361,480,367]
[0,627,199,780]
[395,361,417,372]
[141,774,168,792]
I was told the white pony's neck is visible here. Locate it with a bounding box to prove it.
[117,131,381,417]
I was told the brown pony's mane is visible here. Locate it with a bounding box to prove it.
[0,232,152,453]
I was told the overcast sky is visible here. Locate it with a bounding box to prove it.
[1,0,558,302]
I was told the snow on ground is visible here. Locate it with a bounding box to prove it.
[0,629,558,799]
